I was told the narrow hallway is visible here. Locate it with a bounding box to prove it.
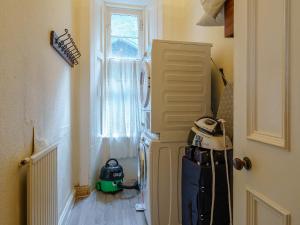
[68,190,147,225]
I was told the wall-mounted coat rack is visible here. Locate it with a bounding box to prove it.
[50,29,81,67]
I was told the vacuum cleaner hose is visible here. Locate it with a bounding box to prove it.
[118,180,140,191]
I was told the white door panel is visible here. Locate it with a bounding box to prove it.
[234,0,300,225]
[247,189,290,225]
[247,0,289,147]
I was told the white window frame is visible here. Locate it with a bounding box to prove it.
[105,5,145,59]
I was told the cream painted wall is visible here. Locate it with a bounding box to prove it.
[181,0,234,113]
[181,0,233,82]
[157,0,233,82]
[73,0,101,188]
[74,0,92,187]
[89,0,104,188]
[74,0,104,188]
[160,0,187,41]
[151,0,233,113]
[0,0,79,224]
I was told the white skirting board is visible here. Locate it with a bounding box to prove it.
[59,190,75,225]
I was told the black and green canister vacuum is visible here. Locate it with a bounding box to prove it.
[96,159,139,193]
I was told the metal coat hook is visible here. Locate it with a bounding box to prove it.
[56,29,68,42]
[73,52,81,57]
[66,45,75,51]
[50,29,81,67]
[69,49,78,55]
[72,49,80,55]
[65,40,75,52]
[70,53,80,62]
[73,56,80,62]
[62,38,73,51]
[65,45,76,54]
[70,44,79,52]
[59,34,71,47]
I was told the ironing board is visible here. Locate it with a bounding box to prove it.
[217,83,233,140]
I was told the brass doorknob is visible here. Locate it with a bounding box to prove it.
[233,157,252,170]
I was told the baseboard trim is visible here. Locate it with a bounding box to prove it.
[74,185,91,200]
[59,190,75,225]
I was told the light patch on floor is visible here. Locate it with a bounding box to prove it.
[68,190,147,225]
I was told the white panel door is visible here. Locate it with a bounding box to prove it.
[234,0,300,225]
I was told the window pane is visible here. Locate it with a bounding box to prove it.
[111,14,138,38]
[111,37,138,58]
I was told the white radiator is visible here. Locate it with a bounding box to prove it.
[27,145,58,225]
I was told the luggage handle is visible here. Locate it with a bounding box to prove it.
[105,158,119,167]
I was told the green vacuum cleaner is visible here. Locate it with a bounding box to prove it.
[96,158,139,193]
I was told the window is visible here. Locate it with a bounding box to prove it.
[106,7,144,59]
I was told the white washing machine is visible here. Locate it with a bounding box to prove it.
[139,39,212,142]
[138,131,186,225]
[140,56,152,132]
[138,40,212,225]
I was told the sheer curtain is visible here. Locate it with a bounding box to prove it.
[101,58,141,159]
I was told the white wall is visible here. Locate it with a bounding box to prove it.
[73,0,92,187]
[73,0,105,189]
[89,0,105,188]
[160,0,187,41]
[0,0,78,224]
[118,158,138,180]
[145,0,186,43]
[72,0,102,189]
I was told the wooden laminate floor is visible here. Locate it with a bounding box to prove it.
[68,190,147,225]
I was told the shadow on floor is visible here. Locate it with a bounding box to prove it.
[68,190,147,225]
